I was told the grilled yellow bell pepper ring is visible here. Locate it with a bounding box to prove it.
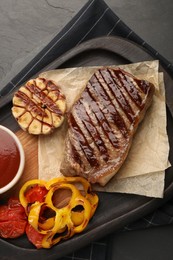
[19,176,99,249]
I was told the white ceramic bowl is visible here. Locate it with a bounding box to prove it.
[0,125,25,194]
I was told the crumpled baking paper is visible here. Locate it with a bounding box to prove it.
[38,60,170,198]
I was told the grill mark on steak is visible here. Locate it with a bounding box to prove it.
[68,114,99,167]
[124,72,151,95]
[75,99,109,162]
[91,72,128,138]
[108,69,140,119]
[83,86,119,149]
[113,70,143,108]
[70,142,83,167]
[134,78,155,98]
[99,69,135,124]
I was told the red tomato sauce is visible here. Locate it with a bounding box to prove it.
[0,129,20,188]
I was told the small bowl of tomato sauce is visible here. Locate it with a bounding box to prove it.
[0,125,25,194]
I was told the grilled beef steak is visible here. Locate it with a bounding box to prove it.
[60,68,155,186]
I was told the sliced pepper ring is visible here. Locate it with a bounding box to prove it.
[45,183,82,212]
[28,202,53,235]
[46,176,91,196]
[68,196,91,234]
[45,182,92,235]
[41,195,92,248]
[28,202,66,235]
[19,179,47,212]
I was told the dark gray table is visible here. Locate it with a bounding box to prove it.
[1,1,173,259]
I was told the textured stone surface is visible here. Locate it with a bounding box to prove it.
[0,0,85,87]
[0,0,173,89]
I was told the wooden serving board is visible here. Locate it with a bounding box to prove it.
[1,36,173,260]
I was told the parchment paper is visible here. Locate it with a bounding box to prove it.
[38,61,170,198]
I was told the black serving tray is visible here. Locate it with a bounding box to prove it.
[0,36,173,260]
